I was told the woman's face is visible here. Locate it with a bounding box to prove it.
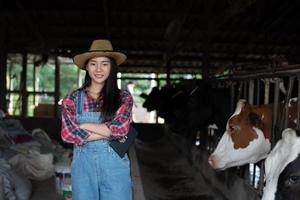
[86,56,111,85]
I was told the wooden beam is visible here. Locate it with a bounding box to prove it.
[211,0,257,29]
[220,64,300,80]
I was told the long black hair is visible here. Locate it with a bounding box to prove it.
[83,57,121,121]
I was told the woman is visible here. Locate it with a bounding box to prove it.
[61,39,133,200]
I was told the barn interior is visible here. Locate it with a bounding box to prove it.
[1,0,300,199]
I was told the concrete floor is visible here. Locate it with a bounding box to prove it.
[135,135,212,200]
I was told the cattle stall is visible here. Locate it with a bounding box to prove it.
[218,64,300,194]
[141,65,300,198]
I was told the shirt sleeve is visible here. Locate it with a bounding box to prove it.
[105,90,133,138]
[61,94,91,145]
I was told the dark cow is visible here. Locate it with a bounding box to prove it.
[142,80,230,148]
[262,128,300,200]
[142,84,188,121]
[182,85,230,137]
[208,98,298,170]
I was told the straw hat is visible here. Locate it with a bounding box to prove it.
[73,39,126,68]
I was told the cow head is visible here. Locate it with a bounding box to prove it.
[262,128,300,200]
[208,99,272,170]
[142,87,160,112]
[275,155,300,200]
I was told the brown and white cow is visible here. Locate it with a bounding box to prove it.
[208,98,298,170]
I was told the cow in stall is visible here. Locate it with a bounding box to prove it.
[262,128,300,200]
[142,84,189,123]
[207,98,299,200]
[142,80,230,150]
[208,98,298,169]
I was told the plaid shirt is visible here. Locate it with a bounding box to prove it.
[61,87,133,145]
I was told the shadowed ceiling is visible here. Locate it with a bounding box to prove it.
[1,0,300,75]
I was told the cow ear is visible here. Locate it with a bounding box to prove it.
[248,112,262,126]
[237,99,248,109]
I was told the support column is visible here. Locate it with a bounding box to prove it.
[271,78,280,148]
[54,56,60,118]
[248,79,254,104]
[20,53,27,118]
[297,76,300,129]
[230,82,236,113]
[166,59,171,85]
[0,13,7,112]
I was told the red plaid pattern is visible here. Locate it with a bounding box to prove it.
[61,88,133,145]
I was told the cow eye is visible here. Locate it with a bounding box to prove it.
[287,176,300,186]
[229,125,234,131]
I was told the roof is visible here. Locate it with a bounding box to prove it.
[2,0,300,75]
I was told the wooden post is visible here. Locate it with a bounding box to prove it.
[21,53,28,118]
[282,76,295,129]
[0,13,7,113]
[271,78,280,148]
[166,58,171,85]
[248,79,254,104]
[243,80,248,100]
[230,82,236,114]
[237,81,243,100]
[54,56,60,118]
[258,161,265,195]
[297,76,300,129]
[256,79,261,105]
[156,73,160,123]
[33,62,38,106]
[0,50,7,113]
[264,79,270,104]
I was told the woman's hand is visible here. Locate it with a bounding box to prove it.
[79,123,88,130]
[85,132,107,142]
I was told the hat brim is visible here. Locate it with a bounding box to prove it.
[73,51,127,69]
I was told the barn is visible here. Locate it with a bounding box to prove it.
[0,0,300,200]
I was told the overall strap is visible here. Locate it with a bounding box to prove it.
[76,90,84,115]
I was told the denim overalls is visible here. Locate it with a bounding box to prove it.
[71,90,132,200]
